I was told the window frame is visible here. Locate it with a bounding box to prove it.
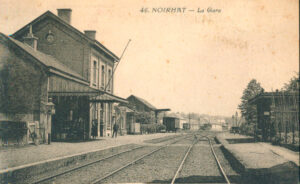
[92,60,98,87]
[101,65,105,88]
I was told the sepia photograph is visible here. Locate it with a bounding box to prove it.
[0,0,299,183]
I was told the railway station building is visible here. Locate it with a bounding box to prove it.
[249,91,299,142]
[0,9,127,145]
[117,95,170,134]
[125,95,170,124]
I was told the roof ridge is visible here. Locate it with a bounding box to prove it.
[129,95,156,110]
[11,10,119,61]
[1,33,86,82]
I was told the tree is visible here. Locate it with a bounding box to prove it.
[282,73,299,92]
[134,111,155,124]
[238,79,264,123]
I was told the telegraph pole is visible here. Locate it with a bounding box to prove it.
[104,39,131,92]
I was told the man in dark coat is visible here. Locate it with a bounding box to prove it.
[113,123,119,138]
[91,120,97,139]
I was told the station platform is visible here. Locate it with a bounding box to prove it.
[216,132,299,183]
[0,133,178,171]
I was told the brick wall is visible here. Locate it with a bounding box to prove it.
[0,38,49,145]
[14,19,90,80]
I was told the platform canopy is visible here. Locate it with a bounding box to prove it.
[48,75,127,103]
[90,93,128,104]
[48,75,99,96]
[155,108,171,112]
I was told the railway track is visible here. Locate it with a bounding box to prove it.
[32,132,232,184]
[171,133,231,184]
[207,135,231,184]
[171,135,199,184]
[90,135,192,184]
[31,134,189,184]
[32,146,144,184]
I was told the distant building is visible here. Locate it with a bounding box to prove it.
[217,119,226,124]
[114,106,132,135]
[189,119,200,131]
[127,95,156,114]
[125,95,170,124]
[211,124,222,131]
[164,113,187,129]
[178,116,188,129]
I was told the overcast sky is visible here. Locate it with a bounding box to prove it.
[0,0,298,116]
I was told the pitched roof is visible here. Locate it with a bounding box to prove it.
[164,115,180,119]
[248,91,299,104]
[1,33,129,102]
[128,95,157,110]
[90,92,128,104]
[0,33,86,82]
[11,11,119,62]
[164,113,183,119]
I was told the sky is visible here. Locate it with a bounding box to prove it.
[0,0,298,116]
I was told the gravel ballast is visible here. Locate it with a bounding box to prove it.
[40,146,159,184]
[103,144,190,183]
[176,140,224,183]
[22,132,243,184]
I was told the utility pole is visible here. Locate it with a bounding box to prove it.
[104,39,131,92]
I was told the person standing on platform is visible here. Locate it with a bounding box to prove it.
[91,120,97,139]
[112,123,119,138]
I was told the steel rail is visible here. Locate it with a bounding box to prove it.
[33,145,145,184]
[206,136,231,184]
[171,135,198,184]
[33,134,189,184]
[90,135,191,184]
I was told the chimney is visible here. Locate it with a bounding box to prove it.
[23,25,38,51]
[84,30,96,40]
[57,9,72,24]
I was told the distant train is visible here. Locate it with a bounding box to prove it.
[163,117,180,132]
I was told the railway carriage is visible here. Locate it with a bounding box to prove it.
[163,117,180,132]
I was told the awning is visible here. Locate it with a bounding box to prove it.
[49,91,99,96]
[90,93,128,104]
[155,108,171,112]
[48,75,128,103]
[48,74,99,96]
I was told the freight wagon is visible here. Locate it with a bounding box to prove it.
[163,117,180,132]
[183,123,190,130]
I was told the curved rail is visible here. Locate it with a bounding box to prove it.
[90,135,192,184]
